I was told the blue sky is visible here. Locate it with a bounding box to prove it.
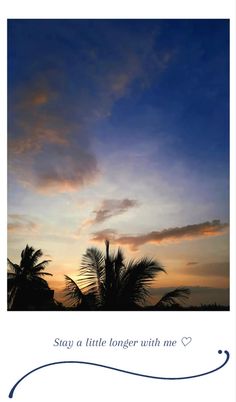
[8,19,229,305]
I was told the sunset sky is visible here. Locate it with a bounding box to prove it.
[8,19,229,306]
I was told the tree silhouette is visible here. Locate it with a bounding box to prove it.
[7,245,56,310]
[64,240,190,310]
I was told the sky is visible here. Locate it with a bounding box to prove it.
[7,19,229,306]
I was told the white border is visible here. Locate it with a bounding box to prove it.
[0,1,235,401]
[0,0,234,18]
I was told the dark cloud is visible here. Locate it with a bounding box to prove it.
[187,262,198,266]
[8,214,40,234]
[91,220,229,250]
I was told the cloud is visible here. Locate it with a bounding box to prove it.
[83,198,139,227]
[8,78,100,193]
[8,22,175,194]
[8,214,40,234]
[26,145,99,194]
[186,262,198,266]
[91,228,117,240]
[9,125,69,155]
[91,220,229,250]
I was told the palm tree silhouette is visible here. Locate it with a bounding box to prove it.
[7,245,55,310]
[64,240,190,310]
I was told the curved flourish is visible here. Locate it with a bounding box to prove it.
[9,350,229,398]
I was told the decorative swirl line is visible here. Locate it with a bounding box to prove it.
[9,350,229,399]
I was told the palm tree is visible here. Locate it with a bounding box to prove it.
[7,245,55,310]
[64,241,190,310]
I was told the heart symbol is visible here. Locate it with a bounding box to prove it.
[181,337,192,347]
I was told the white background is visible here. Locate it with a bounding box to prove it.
[0,1,235,401]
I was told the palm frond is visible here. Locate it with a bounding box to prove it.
[104,240,114,290]
[155,287,191,308]
[20,245,34,261]
[120,258,166,307]
[20,245,35,270]
[112,248,125,299]
[114,248,125,279]
[81,247,104,272]
[64,275,84,307]
[20,244,30,259]
[7,285,19,310]
[31,248,44,266]
[33,260,52,272]
[7,259,20,274]
[80,247,105,300]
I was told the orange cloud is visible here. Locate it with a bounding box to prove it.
[9,125,69,155]
[12,146,100,194]
[8,78,99,193]
[9,82,70,156]
[91,220,229,250]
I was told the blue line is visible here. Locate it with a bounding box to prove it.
[8,350,230,398]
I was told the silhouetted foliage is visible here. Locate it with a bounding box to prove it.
[7,243,229,311]
[64,241,191,310]
[7,245,58,310]
[153,287,191,309]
